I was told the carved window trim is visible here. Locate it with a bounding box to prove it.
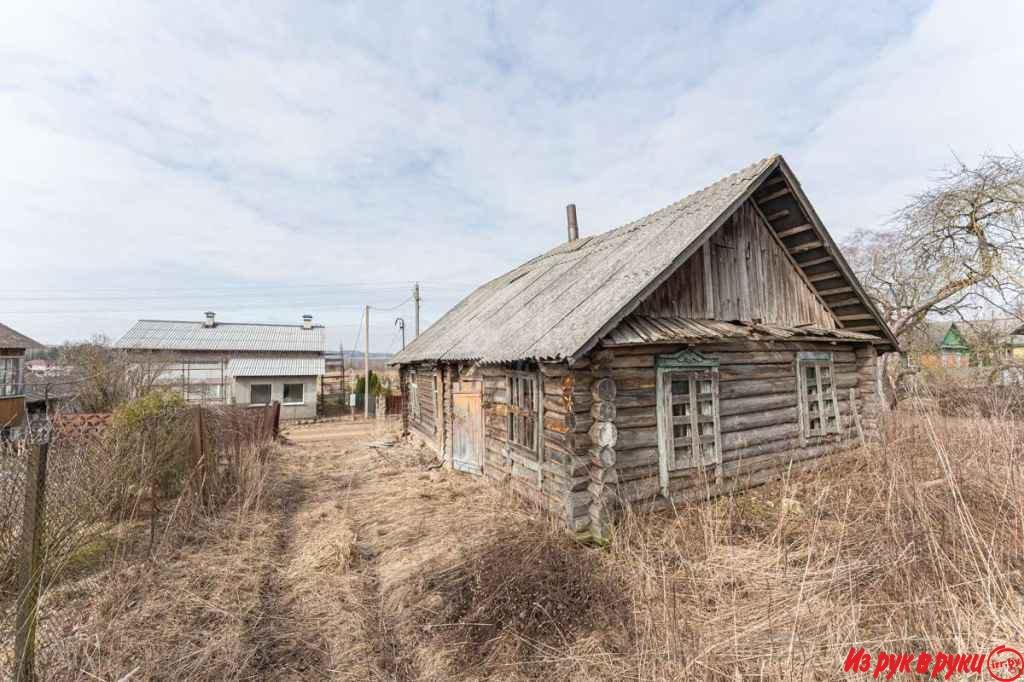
[656,350,722,498]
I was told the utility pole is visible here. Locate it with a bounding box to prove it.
[395,317,406,349]
[338,339,346,406]
[364,304,370,420]
[413,282,421,338]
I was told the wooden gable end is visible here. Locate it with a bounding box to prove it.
[636,198,837,328]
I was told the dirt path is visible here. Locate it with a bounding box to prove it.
[241,418,430,680]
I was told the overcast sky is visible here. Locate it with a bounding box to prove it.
[2,0,1023,351]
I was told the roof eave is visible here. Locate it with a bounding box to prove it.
[775,158,901,353]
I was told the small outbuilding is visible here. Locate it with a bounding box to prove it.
[392,154,899,537]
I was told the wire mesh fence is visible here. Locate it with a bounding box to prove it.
[0,400,280,680]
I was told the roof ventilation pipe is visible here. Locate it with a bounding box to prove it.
[566,204,579,243]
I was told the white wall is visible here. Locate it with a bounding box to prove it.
[231,375,317,420]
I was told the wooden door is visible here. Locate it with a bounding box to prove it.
[451,378,482,474]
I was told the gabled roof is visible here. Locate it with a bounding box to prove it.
[913,318,1024,351]
[227,357,326,377]
[0,322,42,350]
[392,154,897,365]
[115,319,326,353]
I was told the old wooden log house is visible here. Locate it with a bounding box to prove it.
[391,154,898,537]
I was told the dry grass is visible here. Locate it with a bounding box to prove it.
[18,407,1024,680]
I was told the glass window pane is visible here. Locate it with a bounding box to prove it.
[251,384,271,404]
[283,383,304,404]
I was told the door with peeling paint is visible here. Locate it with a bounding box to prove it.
[452,379,482,474]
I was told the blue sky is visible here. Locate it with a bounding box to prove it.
[2,0,1022,351]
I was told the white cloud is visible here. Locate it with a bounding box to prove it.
[1,0,1020,350]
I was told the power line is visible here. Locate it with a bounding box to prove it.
[0,279,478,295]
[368,295,413,312]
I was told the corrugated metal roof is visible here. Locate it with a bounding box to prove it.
[604,315,882,346]
[0,322,42,349]
[227,357,325,377]
[115,320,326,353]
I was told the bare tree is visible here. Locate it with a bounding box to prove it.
[845,152,1024,340]
[58,335,170,412]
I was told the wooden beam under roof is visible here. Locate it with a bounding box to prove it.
[764,209,789,221]
[826,297,863,308]
[818,285,854,295]
[789,240,824,254]
[798,255,834,268]
[756,187,791,203]
[776,223,813,239]
[807,271,843,283]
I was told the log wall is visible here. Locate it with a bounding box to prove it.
[400,339,883,538]
[601,340,878,510]
[637,200,836,328]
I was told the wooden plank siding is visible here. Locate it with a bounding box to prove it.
[403,363,441,453]
[637,200,836,328]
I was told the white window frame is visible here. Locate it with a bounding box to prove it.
[0,356,24,398]
[656,350,722,497]
[408,371,420,421]
[796,351,841,440]
[250,383,272,406]
[282,382,304,405]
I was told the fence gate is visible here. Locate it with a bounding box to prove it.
[451,378,482,474]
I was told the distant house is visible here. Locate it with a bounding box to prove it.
[911,319,1024,369]
[25,358,55,374]
[393,154,898,537]
[115,312,326,420]
[0,322,43,435]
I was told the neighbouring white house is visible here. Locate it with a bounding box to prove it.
[115,312,326,420]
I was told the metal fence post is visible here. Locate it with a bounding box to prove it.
[15,441,49,682]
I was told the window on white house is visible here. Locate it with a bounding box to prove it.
[796,353,840,438]
[507,372,538,452]
[0,357,23,398]
[250,384,272,405]
[408,372,420,421]
[283,383,304,404]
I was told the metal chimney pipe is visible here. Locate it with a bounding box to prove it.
[302,314,313,330]
[566,204,579,243]
[204,311,216,328]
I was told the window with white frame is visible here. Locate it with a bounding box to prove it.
[796,352,840,438]
[656,350,722,475]
[506,372,539,452]
[283,383,304,404]
[0,356,23,398]
[408,371,420,421]
[250,383,272,405]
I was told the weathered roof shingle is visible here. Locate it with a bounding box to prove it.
[393,154,897,365]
